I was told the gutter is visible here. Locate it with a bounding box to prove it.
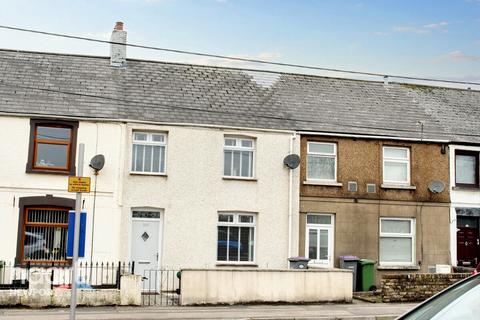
[297,130,450,143]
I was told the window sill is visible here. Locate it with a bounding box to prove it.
[216,262,258,267]
[26,168,73,175]
[381,184,416,190]
[223,176,257,181]
[303,181,343,187]
[377,265,420,271]
[130,172,167,177]
[452,186,480,191]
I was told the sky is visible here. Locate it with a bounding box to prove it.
[0,0,479,88]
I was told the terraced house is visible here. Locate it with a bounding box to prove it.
[0,24,479,285]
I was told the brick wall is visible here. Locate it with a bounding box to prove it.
[381,273,470,302]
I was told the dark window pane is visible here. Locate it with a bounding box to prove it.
[319,230,329,260]
[152,146,160,172]
[241,151,252,177]
[217,226,228,261]
[218,214,234,222]
[224,150,232,176]
[232,151,241,176]
[37,126,71,141]
[228,227,239,261]
[144,145,153,172]
[308,229,318,260]
[159,146,166,173]
[239,227,253,261]
[36,143,68,168]
[134,145,144,171]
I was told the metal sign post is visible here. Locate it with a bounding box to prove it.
[70,143,85,320]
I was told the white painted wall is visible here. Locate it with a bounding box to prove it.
[448,144,480,266]
[0,116,122,263]
[121,124,300,269]
[180,268,352,305]
[0,116,301,270]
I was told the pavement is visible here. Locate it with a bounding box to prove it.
[0,300,416,320]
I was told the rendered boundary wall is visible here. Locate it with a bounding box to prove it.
[180,268,353,305]
[0,270,141,307]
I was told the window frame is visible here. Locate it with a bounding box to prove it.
[379,217,416,266]
[305,213,334,267]
[216,212,256,264]
[15,196,75,266]
[454,150,479,188]
[26,119,78,175]
[21,207,70,264]
[306,142,337,182]
[382,146,411,186]
[223,137,255,179]
[130,131,168,175]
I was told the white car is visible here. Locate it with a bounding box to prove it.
[397,273,480,319]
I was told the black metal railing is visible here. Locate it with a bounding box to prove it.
[51,261,135,289]
[0,261,30,290]
[141,269,180,306]
[0,261,135,290]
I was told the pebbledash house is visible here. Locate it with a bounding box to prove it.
[0,23,479,282]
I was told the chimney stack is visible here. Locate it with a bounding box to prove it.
[110,22,127,67]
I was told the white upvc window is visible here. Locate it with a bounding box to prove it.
[379,218,415,266]
[131,132,167,174]
[223,137,254,178]
[217,213,255,263]
[306,142,337,181]
[383,147,410,185]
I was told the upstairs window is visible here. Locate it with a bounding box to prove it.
[131,132,167,174]
[306,142,337,181]
[455,150,479,188]
[383,147,410,185]
[223,137,254,178]
[27,120,78,174]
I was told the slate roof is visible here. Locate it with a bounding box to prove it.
[0,49,479,143]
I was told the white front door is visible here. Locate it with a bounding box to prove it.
[131,211,161,290]
[305,214,334,268]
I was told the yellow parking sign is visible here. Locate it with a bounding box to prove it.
[68,176,91,193]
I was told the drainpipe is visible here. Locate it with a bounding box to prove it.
[287,133,297,265]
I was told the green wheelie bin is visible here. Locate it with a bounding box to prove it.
[358,259,376,291]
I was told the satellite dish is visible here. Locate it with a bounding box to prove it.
[89,154,105,172]
[428,181,445,194]
[283,154,301,169]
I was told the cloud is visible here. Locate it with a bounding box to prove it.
[393,21,448,34]
[374,31,388,36]
[433,50,480,63]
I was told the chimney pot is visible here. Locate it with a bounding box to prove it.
[114,21,124,31]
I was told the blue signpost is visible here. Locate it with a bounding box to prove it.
[67,211,87,258]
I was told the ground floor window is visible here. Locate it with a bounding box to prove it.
[305,213,334,267]
[22,207,70,263]
[217,213,255,262]
[379,218,415,266]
